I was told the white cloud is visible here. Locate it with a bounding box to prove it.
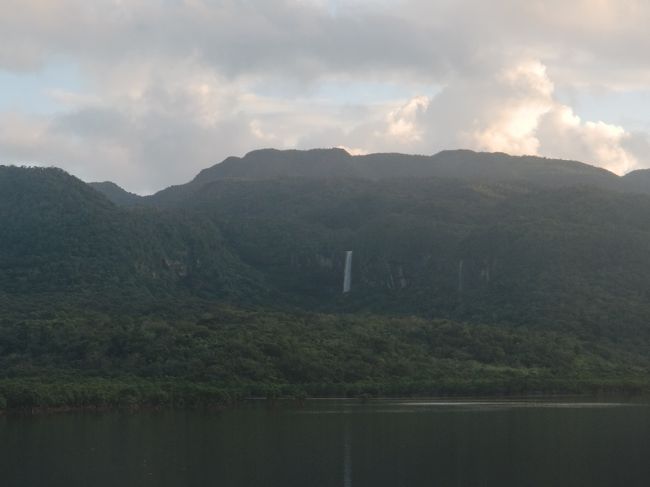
[1,0,650,190]
[381,59,646,175]
[463,61,554,155]
[385,95,430,143]
[537,106,639,175]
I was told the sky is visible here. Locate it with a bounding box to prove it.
[2,0,650,194]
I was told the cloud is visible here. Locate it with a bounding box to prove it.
[3,0,650,85]
[385,96,431,143]
[0,0,443,81]
[372,59,646,175]
[294,58,647,175]
[536,107,642,175]
[1,1,650,190]
[0,61,266,193]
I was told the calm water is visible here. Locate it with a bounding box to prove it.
[1,398,649,486]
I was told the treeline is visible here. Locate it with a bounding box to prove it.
[1,376,646,413]
[0,305,648,411]
[0,378,238,412]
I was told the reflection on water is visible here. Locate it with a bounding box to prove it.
[343,426,352,487]
[1,398,649,487]
[401,400,632,408]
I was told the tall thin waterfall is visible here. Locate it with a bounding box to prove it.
[343,251,353,293]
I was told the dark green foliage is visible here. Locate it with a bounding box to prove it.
[0,306,646,410]
[3,150,650,410]
[0,165,262,298]
[88,181,142,206]
[0,378,237,411]
[623,168,650,193]
[157,175,650,345]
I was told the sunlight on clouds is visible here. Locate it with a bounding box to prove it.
[466,61,553,155]
[385,95,430,143]
[336,145,368,155]
[429,59,644,175]
[538,105,639,175]
[249,119,278,142]
[500,61,554,98]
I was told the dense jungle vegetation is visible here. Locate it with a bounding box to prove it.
[2,149,650,410]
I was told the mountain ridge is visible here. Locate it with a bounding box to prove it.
[88,181,142,206]
[86,148,649,206]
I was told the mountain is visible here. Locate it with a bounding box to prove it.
[91,148,650,207]
[622,169,650,193]
[85,148,645,342]
[155,176,650,343]
[194,148,357,182]
[0,165,260,303]
[185,148,622,185]
[88,181,142,206]
[144,148,625,207]
[7,153,650,339]
[2,152,650,408]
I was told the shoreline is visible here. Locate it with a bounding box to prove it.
[1,378,648,416]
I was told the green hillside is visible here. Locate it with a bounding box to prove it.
[154,176,650,345]
[0,165,261,302]
[88,181,142,206]
[2,151,650,410]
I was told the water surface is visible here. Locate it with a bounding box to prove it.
[1,397,649,486]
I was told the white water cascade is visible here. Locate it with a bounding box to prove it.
[343,251,353,293]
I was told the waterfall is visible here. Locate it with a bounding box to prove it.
[343,251,353,293]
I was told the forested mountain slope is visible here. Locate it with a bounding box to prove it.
[623,169,650,193]
[2,151,650,408]
[8,153,650,341]
[163,177,650,343]
[88,181,142,206]
[0,166,260,302]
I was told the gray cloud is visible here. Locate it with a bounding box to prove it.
[3,0,650,84]
[1,0,650,191]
